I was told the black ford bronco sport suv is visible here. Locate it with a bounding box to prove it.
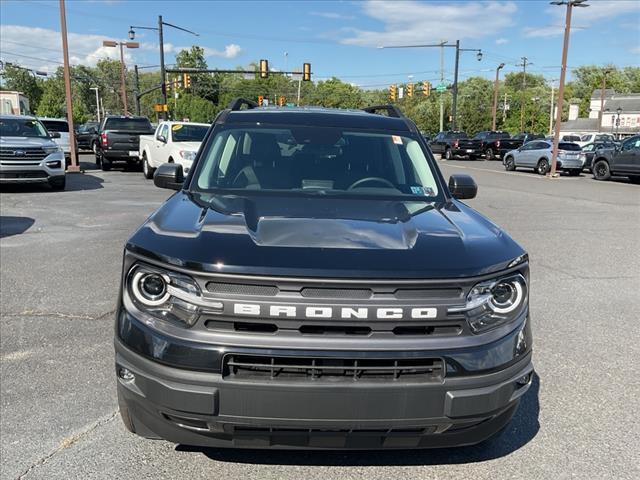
[115,99,533,449]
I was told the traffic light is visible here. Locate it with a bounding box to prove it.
[303,62,311,82]
[258,95,264,106]
[278,96,285,106]
[389,84,397,102]
[183,73,191,88]
[259,59,269,79]
[422,81,431,96]
[406,83,414,97]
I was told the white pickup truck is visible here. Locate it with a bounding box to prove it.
[138,121,210,179]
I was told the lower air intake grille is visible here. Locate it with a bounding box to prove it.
[223,355,444,383]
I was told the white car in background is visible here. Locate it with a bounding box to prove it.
[576,133,615,148]
[138,121,210,179]
[39,117,77,164]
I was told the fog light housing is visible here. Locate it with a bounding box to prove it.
[516,372,532,387]
[118,367,135,381]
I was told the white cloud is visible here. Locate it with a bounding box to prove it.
[0,25,138,72]
[204,44,242,59]
[310,11,356,20]
[341,1,518,46]
[495,37,509,45]
[523,0,640,38]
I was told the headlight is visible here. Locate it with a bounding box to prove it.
[43,145,61,154]
[449,273,528,333]
[179,150,197,161]
[126,264,222,327]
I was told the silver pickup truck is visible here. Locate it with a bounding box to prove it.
[0,114,66,190]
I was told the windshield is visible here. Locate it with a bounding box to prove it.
[0,118,49,138]
[41,120,69,133]
[104,117,153,131]
[171,124,209,142]
[192,126,442,200]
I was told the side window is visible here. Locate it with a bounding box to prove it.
[622,137,640,151]
[583,144,594,152]
[160,124,169,140]
[521,142,534,151]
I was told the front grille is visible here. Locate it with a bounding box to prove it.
[207,282,279,296]
[223,354,444,383]
[0,171,48,179]
[0,148,48,163]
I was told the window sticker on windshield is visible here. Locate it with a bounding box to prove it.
[172,124,183,131]
[411,186,435,196]
[392,135,403,145]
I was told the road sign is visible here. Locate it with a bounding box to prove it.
[436,83,447,93]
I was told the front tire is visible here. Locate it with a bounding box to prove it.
[592,160,610,181]
[49,176,66,191]
[445,148,453,160]
[142,155,155,179]
[504,156,516,171]
[486,148,495,160]
[537,158,550,176]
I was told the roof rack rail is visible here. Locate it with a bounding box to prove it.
[228,97,258,111]
[362,105,405,118]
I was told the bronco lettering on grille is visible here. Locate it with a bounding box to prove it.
[232,304,438,319]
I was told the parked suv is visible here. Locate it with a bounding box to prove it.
[115,100,533,450]
[503,140,584,175]
[591,135,640,183]
[95,116,154,171]
[0,115,66,189]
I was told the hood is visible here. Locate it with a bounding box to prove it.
[127,192,525,279]
[0,136,58,149]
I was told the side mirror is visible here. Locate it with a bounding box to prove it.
[154,163,184,190]
[49,132,61,139]
[157,135,167,143]
[448,174,477,200]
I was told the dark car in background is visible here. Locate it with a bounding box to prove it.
[472,131,514,160]
[76,122,99,152]
[580,141,617,172]
[95,116,155,171]
[430,131,480,159]
[591,135,640,183]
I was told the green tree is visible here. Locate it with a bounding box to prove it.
[0,64,44,112]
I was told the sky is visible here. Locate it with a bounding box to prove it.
[0,0,639,89]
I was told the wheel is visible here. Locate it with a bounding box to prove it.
[504,156,516,171]
[628,176,640,184]
[486,148,495,160]
[537,158,550,176]
[444,148,453,160]
[142,155,155,179]
[92,141,98,155]
[48,176,66,190]
[568,169,581,176]
[101,157,111,171]
[592,160,610,181]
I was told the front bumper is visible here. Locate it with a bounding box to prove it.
[115,309,534,449]
[0,153,65,183]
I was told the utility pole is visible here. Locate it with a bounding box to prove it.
[58,0,79,172]
[119,43,128,115]
[492,63,505,131]
[134,65,140,116]
[549,0,589,177]
[90,87,100,122]
[549,80,555,136]
[439,40,445,132]
[518,56,530,132]
[598,69,611,132]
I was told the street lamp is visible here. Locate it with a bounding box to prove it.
[89,87,100,123]
[102,40,139,115]
[379,40,482,130]
[491,63,505,130]
[129,16,198,119]
[616,106,622,138]
[549,0,590,178]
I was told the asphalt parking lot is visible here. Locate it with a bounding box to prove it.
[1,153,639,480]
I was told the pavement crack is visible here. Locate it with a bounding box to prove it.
[2,309,116,321]
[17,410,119,479]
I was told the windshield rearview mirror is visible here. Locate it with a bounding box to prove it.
[154,163,184,190]
[448,174,477,200]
